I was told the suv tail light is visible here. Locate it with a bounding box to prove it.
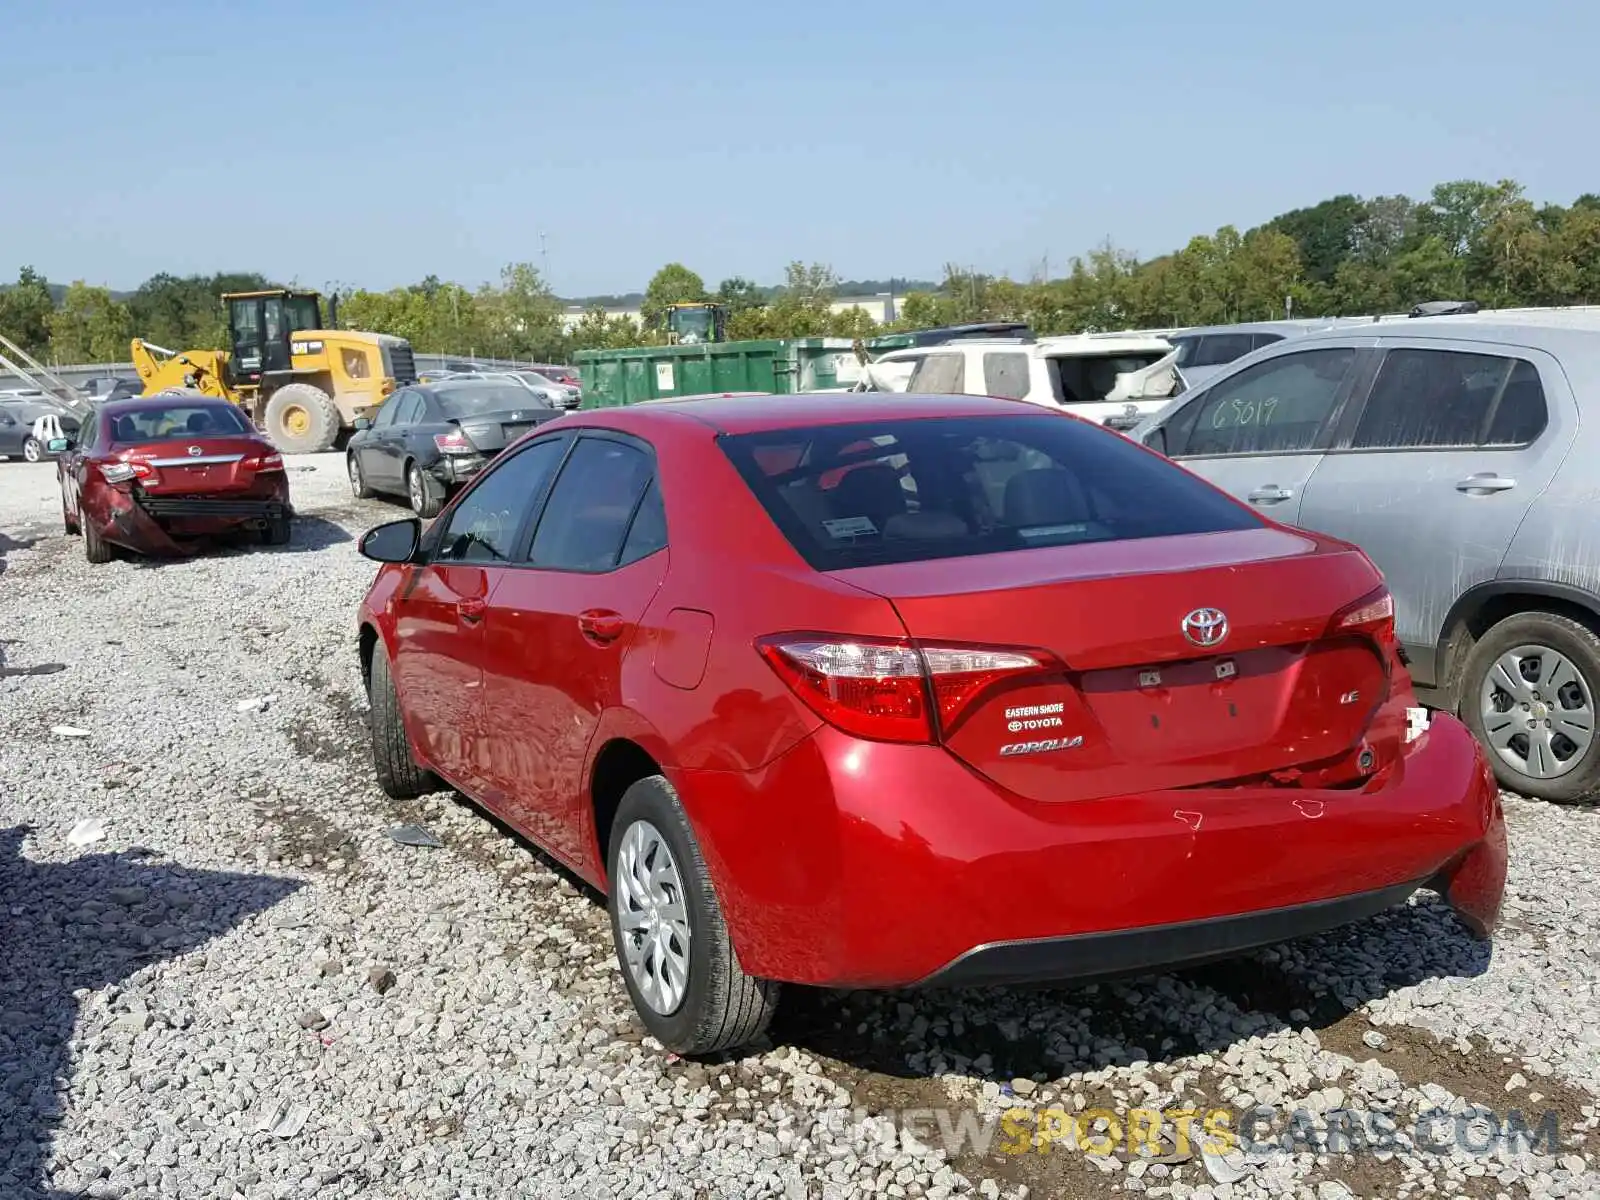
[242,451,284,472]
[757,635,1050,744]
[435,430,473,455]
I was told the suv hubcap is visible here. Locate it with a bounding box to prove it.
[1480,643,1595,780]
[615,820,691,1015]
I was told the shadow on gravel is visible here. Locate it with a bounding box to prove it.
[0,826,301,1200]
[774,892,1490,1083]
[126,515,353,568]
[0,530,36,579]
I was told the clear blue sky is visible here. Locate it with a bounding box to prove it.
[5,0,1598,297]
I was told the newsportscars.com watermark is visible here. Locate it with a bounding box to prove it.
[810,1103,1565,1160]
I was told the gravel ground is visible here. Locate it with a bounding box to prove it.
[1,454,1598,1200]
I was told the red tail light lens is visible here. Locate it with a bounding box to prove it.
[242,451,284,472]
[1331,586,1395,642]
[435,431,473,454]
[98,460,156,485]
[757,635,1049,743]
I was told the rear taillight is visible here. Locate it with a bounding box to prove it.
[1330,586,1395,643]
[757,635,1049,744]
[98,460,156,485]
[435,431,473,455]
[242,451,284,472]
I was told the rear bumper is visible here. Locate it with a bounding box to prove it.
[429,454,488,485]
[85,481,291,554]
[673,713,1505,989]
[917,880,1425,989]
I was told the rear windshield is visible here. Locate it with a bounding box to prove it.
[111,404,251,441]
[720,413,1261,570]
[433,383,539,418]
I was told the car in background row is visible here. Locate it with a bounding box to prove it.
[50,391,292,562]
[0,397,82,462]
[347,378,565,516]
[78,376,145,403]
[1135,316,1600,803]
[482,371,581,409]
[901,334,1180,428]
[353,391,1505,1055]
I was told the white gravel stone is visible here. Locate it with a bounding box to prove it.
[1,454,1597,1200]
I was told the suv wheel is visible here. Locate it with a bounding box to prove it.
[606,776,779,1055]
[1460,610,1600,803]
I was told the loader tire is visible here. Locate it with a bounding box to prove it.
[264,383,342,455]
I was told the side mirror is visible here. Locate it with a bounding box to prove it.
[46,437,72,454]
[353,417,373,432]
[0,414,14,426]
[358,517,421,564]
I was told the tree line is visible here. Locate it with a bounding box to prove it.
[5,179,1599,368]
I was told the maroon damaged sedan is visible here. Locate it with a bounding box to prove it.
[51,392,293,562]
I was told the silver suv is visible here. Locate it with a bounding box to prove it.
[1137,316,1597,803]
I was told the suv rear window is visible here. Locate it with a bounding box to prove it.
[720,413,1260,570]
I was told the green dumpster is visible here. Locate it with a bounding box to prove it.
[573,338,864,408]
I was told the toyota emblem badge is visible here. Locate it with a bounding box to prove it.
[1182,607,1229,648]
[187,445,203,457]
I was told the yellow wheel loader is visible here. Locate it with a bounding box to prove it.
[130,290,416,454]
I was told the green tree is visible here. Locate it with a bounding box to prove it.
[0,267,55,356]
[1265,195,1368,287]
[715,275,763,314]
[642,263,708,330]
[48,282,133,362]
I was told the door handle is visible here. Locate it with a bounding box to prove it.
[457,597,487,624]
[1247,485,1294,504]
[578,608,626,645]
[1455,473,1517,494]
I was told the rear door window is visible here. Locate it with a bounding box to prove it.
[1172,348,1356,457]
[1349,349,1548,449]
[981,352,1030,399]
[907,353,965,394]
[720,412,1259,571]
[1191,334,1257,367]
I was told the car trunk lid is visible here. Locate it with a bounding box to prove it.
[450,409,560,454]
[119,438,278,495]
[833,527,1391,801]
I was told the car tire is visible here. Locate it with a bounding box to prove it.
[348,452,375,499]
[367,647,436,800]
[407,462,444,518]
[264,383,341,455]
[61,492,79,536]
[1460,610,1600,803]
[606,775,780,1056]
[82,518,112,564]
[22,436,42,463]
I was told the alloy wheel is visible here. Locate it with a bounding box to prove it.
[22,438,41,463]
[1480,643,1595,780]
[614,820,692,1015]
[408,468,424,512]
[348,456,363,496]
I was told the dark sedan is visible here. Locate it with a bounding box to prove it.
[1,400,82,462]
[346,380,564,516]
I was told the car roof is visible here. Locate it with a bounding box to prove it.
[1294,314,1600,352]
[579,392,1039,436]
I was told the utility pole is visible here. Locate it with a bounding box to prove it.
[540,233,550,282]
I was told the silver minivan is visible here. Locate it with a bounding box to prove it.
[1137,316,1598,803]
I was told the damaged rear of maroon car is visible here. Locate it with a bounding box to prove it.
[54,394,293,562]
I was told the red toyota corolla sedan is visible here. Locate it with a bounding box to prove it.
[53,392,292,562]
[355,392,1506,1055]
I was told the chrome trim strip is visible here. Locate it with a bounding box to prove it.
[147,454,245,467]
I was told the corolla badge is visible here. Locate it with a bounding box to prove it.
[1181,607,1229,648]
[187,445,203,457]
